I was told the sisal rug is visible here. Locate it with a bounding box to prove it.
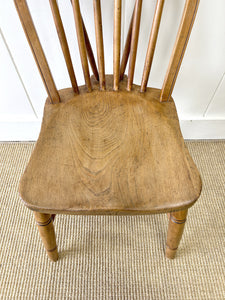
[0,141,224,299]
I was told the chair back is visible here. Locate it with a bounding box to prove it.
[14,0,199,104]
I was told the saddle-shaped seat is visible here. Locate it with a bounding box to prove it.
[20,76,201,214]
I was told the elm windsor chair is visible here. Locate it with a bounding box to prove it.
[14,0,201,261]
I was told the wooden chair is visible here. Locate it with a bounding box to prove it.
[14,0,201,261]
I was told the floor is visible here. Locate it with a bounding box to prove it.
[0,141,224,299]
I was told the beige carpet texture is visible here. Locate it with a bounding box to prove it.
[0,141,224,299]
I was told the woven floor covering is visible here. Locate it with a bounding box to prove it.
[0,141,224,299]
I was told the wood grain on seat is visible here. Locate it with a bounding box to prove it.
[19,76,201,215]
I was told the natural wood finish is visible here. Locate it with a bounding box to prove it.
[166,209,188,259]
[15,1,201,261]
[14,0,60,104]
[93,0,105,90]
[127,0,143,91]
[19,75,201,215]
[82,18,99,81]
[113,0,122,91]
[33,212,58,261]
[49,0,79,93]
[160,0,200,101]
[140,0,165,92]
[72,0,92,92]
[119,8,134,80]
[69,0,99,81]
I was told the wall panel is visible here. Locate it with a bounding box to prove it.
[0,0,225,140]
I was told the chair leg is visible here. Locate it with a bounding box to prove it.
[33,212,59,262]
[165,209,188,259]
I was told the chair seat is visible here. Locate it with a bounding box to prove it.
[19,77,201,215]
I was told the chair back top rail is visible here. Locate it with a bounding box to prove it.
[14,0,199,102]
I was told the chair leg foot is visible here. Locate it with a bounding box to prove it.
[33,212,59,262]
[165,209,188,259]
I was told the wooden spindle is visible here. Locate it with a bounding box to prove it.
[120,8,134,80]
[14,0,60,104]
[127,0,143,91]
[93,0,105,90]
[69,0,99,81]
[113,0,122,90]
[49,0,79,93]
[140,0,165,92]
[72,0,92,92]
[82,18,99,81]
[160,0,200,102]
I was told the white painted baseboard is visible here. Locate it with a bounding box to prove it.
[0,120,225,141]
[0,121,41,141]
[180,120,225,139]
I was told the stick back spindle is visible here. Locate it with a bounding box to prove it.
[14,0,60,104]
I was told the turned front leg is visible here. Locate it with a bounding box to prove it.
[166,209,188,259]
[33,212,58,262]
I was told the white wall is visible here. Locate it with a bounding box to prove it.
[0,0,225,141]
